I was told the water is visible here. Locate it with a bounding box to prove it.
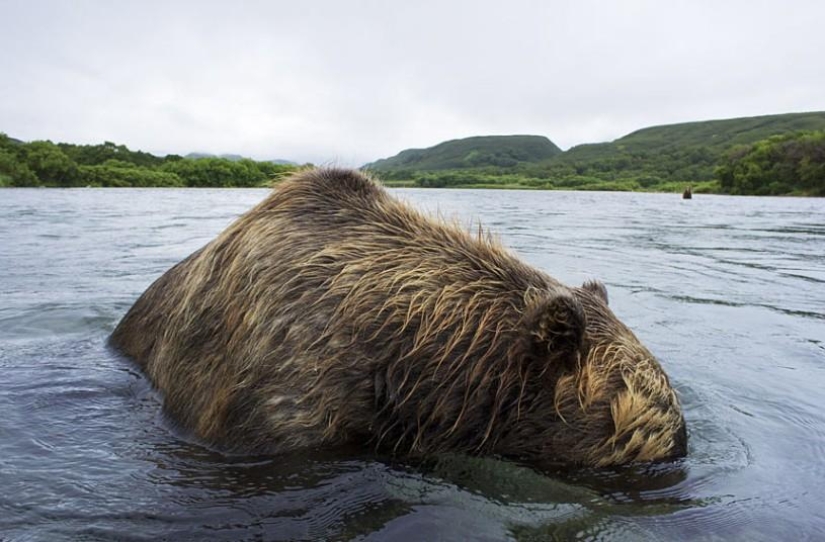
[1,187,824,541]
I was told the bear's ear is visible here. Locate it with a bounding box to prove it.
[521,291,586,371]
[582,279,608,305]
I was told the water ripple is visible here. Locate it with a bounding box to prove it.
[2,188,825,540]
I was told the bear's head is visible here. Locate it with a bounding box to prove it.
[506,280,687,467]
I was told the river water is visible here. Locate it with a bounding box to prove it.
[1,187,823,541]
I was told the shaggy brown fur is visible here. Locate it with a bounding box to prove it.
[111,168,687,467]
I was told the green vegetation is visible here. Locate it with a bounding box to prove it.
[715,131,825,196]
[0,134,298,188]
[366,135,561,172]
[3,112,824,194]
[369,112,825,196]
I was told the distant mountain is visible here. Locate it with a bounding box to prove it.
[185,152,249,161]
[185,152,296,165]
[268,158,298,165]
[366,135,562,171]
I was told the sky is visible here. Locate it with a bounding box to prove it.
[1,0,823,166]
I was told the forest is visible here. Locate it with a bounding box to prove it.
[0,134,296,188]
[2,112,824,195]
[715,131,825,196]
[368,112,825,195]
[375,130,825,196]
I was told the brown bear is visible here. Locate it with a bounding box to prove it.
[111,168,687,468]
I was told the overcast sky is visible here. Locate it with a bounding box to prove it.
[1,0,823,165]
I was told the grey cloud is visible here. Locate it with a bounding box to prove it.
[1,0,823,165]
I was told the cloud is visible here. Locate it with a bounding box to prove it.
[1,0,823,165]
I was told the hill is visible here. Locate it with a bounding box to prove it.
[366,135,562,171]
[367,111,825,194]
[561,111,825,161]
[535,111,825,190]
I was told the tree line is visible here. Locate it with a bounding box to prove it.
[0,134,298,188]
[2,131,823,195]
[377,131,825,195]
[715,131,825,196]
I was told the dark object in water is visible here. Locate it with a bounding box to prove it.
[110,168,687,468]
[683,186,693,199]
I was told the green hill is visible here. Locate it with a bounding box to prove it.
[3,112,822,194]
[562,111,825,161]
[366,135,562,171]
[536,111,825,190]
[368,111,825,194]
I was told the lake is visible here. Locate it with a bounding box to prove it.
[1,187,824,541]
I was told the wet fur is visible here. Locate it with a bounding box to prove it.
[111,168,686,467]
